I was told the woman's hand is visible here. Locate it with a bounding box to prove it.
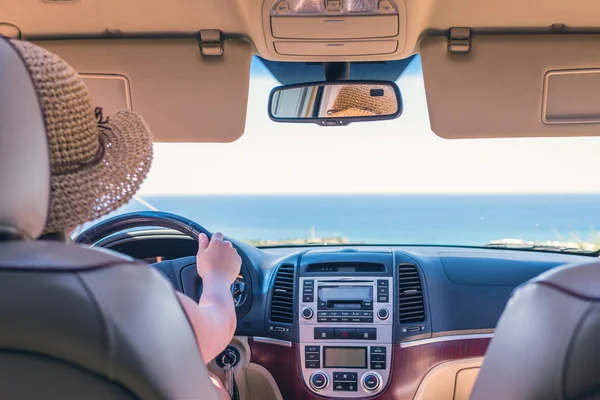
[196,232,241,286]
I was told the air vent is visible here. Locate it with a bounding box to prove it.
[269,264,295,324]
[398,263,425,324]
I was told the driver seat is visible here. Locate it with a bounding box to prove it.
[0,38,219,399]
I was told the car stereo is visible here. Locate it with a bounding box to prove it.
[298,277,393,397]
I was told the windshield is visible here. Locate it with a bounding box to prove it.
[79,56,600,250]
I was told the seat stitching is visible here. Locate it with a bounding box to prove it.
[561,302,594,400]
[537,281,600,302]
[75,271,116,380]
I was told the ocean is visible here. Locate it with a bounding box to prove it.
[113,194,600,246]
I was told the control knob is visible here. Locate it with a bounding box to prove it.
[362,372,382,392]
[377,307,389,320]
[301,307,314,319]
[309,371,329,391]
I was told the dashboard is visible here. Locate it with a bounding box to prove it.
[98,228,592,399]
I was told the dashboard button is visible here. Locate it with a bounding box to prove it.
[350,317,362,323]
[329,317,340,322]
[306,353,319,361]
[371,354,386,362]
[303,295,314,302]
[318,301,327,309]
[306,361,320,369]
[377,308,390,320]
[340,311,351,316]
[356,328,377,340]
[363,301,373,309]
[370,361,386,369]
[334,328,355,339]
[377,286,389,295]
[306,346,320,353]
[314,328,334,340]
[333,372,357,381]
[333,382,357,391]
[377,295,389,302]
[340,317,350,323]
[317,311,329,317]
[317,317,329,322]
[370,346,386,354]
[377,279,388,287]
[329,311,340,317]
[350,311,361,317]
[303,279,314,286]
[302,307,314,319]
[362,373,382,392]
[309,372,328,390]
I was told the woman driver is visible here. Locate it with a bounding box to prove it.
[7,39,238,400]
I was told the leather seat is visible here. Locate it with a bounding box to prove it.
[470,259,600,400]
[0,38,219,399]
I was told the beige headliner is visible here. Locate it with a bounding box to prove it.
[4,0,600,61]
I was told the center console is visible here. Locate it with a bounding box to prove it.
[298,251,394,397]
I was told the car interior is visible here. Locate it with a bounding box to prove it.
[4,1,600,399]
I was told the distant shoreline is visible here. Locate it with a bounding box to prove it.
[246,236,600,250]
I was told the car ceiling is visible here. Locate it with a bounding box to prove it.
[6,0,600,143]
[4,0,600,62]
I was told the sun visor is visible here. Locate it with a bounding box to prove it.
[420,34,600,139]
[36,39,251,142]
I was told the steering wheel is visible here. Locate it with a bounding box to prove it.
[74,211,212,245]
[74,211,251,314]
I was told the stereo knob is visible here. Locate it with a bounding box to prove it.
[309,371,328,391]
[377,307,389,320]
[362,372,382,392]
[302,307,314,319]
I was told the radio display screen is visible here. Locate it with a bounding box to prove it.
[323,347,367,368]
[318,286,372,302]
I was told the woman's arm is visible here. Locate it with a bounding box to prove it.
[177,232,241,363]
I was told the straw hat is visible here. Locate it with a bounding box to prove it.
[327,84,397,117]
[8,39,153,234]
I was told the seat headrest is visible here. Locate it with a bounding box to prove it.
[0,37,50,240]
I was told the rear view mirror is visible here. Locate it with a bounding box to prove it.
[268,81,402,126]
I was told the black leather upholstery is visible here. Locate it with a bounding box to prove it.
[0,36,219,399]
[0,38,50,240]
[0,242,219,400]
[471,260,600,400]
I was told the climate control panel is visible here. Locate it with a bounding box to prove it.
[301,343,391,396]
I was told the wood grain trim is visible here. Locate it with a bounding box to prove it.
[249,337,490,400]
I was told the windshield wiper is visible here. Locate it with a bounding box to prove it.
[484,243,600,256]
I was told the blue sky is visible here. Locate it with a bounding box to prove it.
[139,56,600,196]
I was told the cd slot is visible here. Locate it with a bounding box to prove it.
[329,300,364,310]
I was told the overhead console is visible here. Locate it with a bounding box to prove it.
[262,0,406,59]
